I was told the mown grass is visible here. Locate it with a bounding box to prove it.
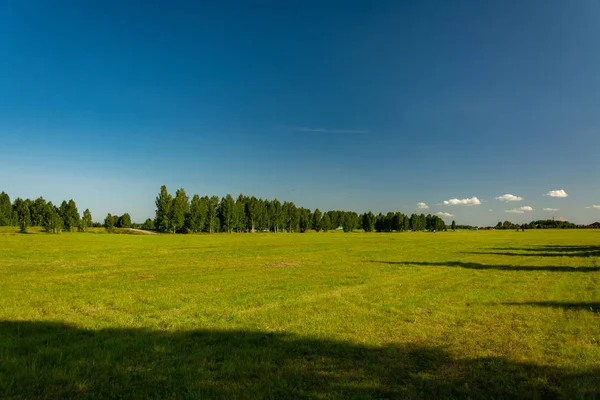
[0,228,598,399]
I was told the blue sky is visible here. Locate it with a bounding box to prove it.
[1,0,599,225]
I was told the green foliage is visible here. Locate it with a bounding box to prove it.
[81,209,93,232]
[13,198,31,233]
[155,185,173,233]
[362,211,376,232]
[118,213,132,229]
[42,202,62,233]
[312,208,322,232]
[104,213,115,233]
[451,220,457,231]
[0,191,11,226]
[219,194,235,233]
[170,188,189,233]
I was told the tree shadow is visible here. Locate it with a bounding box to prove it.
[467,245,600,258]
[1,320,598,399]
[503,302,600,313]
[371,260,600,272]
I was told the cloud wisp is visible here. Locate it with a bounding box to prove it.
[546,189,568,198]
[290,126,370,134]
[442,197,481,206]
[505,206,534,214]
[495,194,523,202]
[435,212,454,217]
[586,205,600,210]
[543,208,558,212]
[416,202,429,209]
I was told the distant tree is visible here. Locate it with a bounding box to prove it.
[104,213,115,233]
[0,191,11,226]
[187,194,207,233]
[118,213,132,229]
[80,209,92,231]
[312,208,323,232]
[503,220,512,230]
[496,221,503,230]
[155,185,173,233]
[451,220,457,231]
[362,211,376,232]
[13,198,31,233]
[141,218,155,231]
[170,188,189,233]
[219,194,235,233]
[207,196,219,234]
[322,213,331,232]
[245,196,258,232]
[42,202,62,233]
[30,197,47,226]
[299,208,311,232]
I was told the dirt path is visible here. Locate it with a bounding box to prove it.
[127,228,158,235]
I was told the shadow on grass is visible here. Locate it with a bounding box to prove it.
[503,302,600,313]
[468,245,600,258]
[372,260,600,272]
[1,320,598,399]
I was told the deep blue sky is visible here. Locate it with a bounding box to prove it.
[1,0,599,225]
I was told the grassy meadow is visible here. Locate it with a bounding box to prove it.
[0,228,599,399]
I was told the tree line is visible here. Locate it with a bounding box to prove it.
[0,192,92,233]
[151,185,449,234]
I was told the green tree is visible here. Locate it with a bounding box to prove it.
[207,196,219,233]
[299,208,311,233]
[187,194,207,233]
[362,211,376,232]
[155,185,173,233]
[104,213,115,233]
[81,209,92,231]
[42,202,62,233]
[118,213,132,229]
[170,188,189,233]
[451,220,456,231]
[30,197,47,226]
[141,218,155,231]
[312,208,322,232]
[0,191,11,226]
[322,213,331,232]
[14,198,31,233]
[219,194,235,233]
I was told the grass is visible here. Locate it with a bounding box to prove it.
[0,228,599,399]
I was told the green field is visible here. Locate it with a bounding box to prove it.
[1,229,598,399]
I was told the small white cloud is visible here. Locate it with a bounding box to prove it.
[495,194,523,202]
[543,208,558,212]
[519,206,533,211]
[588,205,600,210]
[546,189,568,198]
[488,209,493,212]
[416,202,429,209]
[442,197,481,206]
[435,212,454,217]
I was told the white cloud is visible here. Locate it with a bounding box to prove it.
[416,202,429,209]
[488,209,493,212]
[442,197,481,206]
[495,194,523,202]
[435,212,454,217]
[543,208,558,212]
[291,126,370,134]
[505,206,533,214]
[587,205,600,210]
[546,189,568,198]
